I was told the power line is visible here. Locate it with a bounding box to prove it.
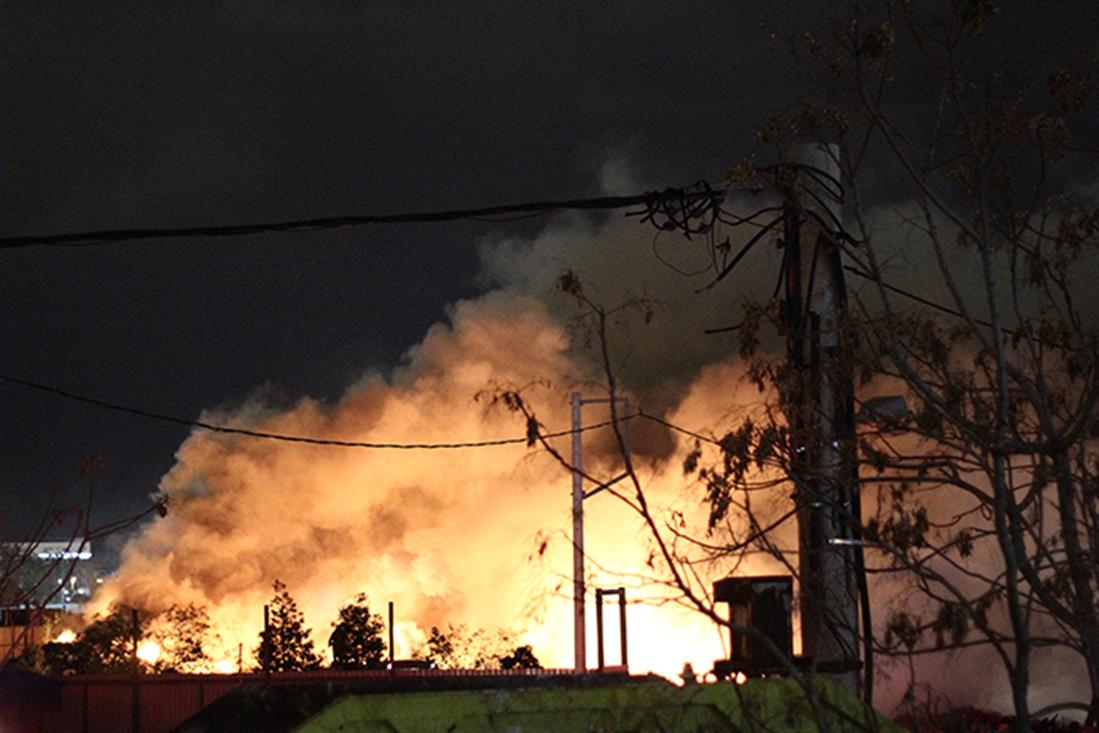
[2,373,730,454]
[842,264,1017,336]
[0,188,729,249]
[703,264,1017,338]
[637,410,722,446]
[0,374,635,450]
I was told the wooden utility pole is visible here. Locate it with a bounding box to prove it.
[782,143,860,695]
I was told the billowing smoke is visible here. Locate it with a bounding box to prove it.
[92,211,784,675]
[91,177,1082,714]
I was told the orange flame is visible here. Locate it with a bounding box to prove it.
[54,629,77,644]
[92,296,788,678]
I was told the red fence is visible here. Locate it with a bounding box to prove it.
[9,667,578,733]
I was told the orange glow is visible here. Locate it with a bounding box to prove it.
[90,297,791,677]
[54,629,77,644]
[136,640,161,665]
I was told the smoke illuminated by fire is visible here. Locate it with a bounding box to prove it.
[85,199,812,684]
[73,176,1096,717]
[90,286,785,679]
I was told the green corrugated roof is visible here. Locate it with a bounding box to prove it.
[295,677,902,733]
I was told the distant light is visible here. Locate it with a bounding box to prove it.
[36,550,92,560]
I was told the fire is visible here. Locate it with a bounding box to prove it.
[90,296,789,678]
[54,629,77,644]
[136,640,161,665]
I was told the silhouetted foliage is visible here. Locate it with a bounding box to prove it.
[328,593,386,670]
[41,604,146,674]
[499,644,541,670]
[254,580,321,672]
[421,623,537,670]
[493,6,1099,727]
[151,603,219,673]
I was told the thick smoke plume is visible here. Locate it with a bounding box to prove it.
[93,196,1079,712]
[92,193,789,675]
[93,271,776,675]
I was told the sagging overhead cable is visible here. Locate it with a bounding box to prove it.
[0,187,733,249]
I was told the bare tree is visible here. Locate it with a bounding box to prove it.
[2,457,165,667]
[753,3,1099,726]
[500,4,1098,730]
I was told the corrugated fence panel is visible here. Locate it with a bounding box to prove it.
[44,681,89,732]
[139,679,199,733]
[38,675,242,733]
[87,681,135,733]
[29,668,580,733]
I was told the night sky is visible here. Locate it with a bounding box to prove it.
[0,3,1090,553]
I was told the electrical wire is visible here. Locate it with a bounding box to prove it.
[2,373,738,454]
[0,374,635,450]
[637,410,722,446]
[843,264,1018,335]
[0,188,730,249]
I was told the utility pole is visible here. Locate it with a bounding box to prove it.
[571,392,585,672]
[782,143,860,695]
[570,392,631,673]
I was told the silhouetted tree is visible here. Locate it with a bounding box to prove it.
[498,4,1099,727]
[421,624,538,669]
[422,624,462,668]
[254,580,321,672]
[328,593,386,669]
[3,457,164,667]
[151,603,218,673]
[499,644,541,670]
[41,604,146,674]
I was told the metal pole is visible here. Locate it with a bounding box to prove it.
[262,604,270,672]
[131,608,139,669]
[388,601,395,665]
[595,589,605,670]
[571,391,586,672]
[131,608,140,733]
[617,587,628,670]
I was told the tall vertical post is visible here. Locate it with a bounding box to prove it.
[388,601,395,665]
[596,590,605,670]
[784,143,860,695]
[617,587,628,669]
[570,391,586,672]
[131,608,141,733]
[262,604,270,673]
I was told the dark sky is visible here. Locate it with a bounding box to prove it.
[0,2,1090,549]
